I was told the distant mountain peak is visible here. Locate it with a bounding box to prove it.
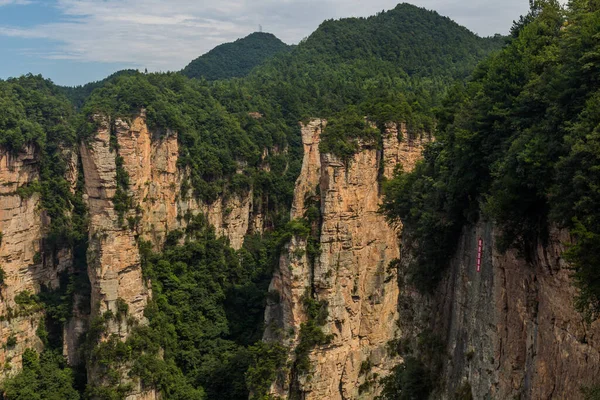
[181,32,291,81]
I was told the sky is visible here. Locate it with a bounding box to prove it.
[0,0,532,86]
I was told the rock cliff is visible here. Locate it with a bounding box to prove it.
[80,111,259,326]
[265,121,428,399]
[0,145,73,378]
[79,111,260,398]
[396,221,600,400]
[2,111,599,400]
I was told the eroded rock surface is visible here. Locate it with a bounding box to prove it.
[266,122,424,399]
[80,112,260,398]
[426,224,600,400]
[0,146,70,378]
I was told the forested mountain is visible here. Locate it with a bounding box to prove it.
[0,3,504,399]
[181,32,292,80]
[6,1,599,399]
[382,2,600,396]
[383,0,600,307]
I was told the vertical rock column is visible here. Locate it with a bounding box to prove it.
[266,122,427,399]
[80,116,151,329]
[81,111,258,398]
[305,146,400,400]
[264,119,325,396]
[80,114,157,399]
[0,146,45,378]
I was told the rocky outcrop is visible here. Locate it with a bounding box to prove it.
[81,112,258,324]
[264,120,325,351]
[80,115,155,399]
[291,119,325,218]
[80,116,151,326]
[266,121,426,399]
[0,146,71,378]
[115,115,180,248]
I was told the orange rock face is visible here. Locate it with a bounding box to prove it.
[0,146,71,378]
[266,121,426,399]
[80,112,259,399]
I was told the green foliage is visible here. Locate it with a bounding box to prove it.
[378,357,433,400]
[245,342,288,400]
[83,214,287,399]
[0,4,508,398]
[1,349,80,400]
[6,334,17,348]
[0,75,75,151]
[182,32,292,81]
[583,385,600,400]
[380,329,444,399]
[14,290,41,312]
[294,295,333,375]
[236,3,502,128]
[59,70,140,109]
[319,106,380,162]
[0,266,5,286]
[383,0,600,314]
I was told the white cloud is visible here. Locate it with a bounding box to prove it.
[0,0,33,5]
[0,0,531,72]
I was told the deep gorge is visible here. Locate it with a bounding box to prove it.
[1,2,600,400]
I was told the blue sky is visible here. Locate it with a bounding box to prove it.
[0,0,532,87]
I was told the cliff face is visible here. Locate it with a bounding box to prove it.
[264,119,326,350]
[79,111,260,398]
[80,111,258,324]
[80,115,151,327]
[265,121,428,399]
[3,110,598,400]
[0,145,73,378]
[397,221,600,400]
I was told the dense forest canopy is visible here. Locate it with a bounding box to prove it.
[182,32,292,81]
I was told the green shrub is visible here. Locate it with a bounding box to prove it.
[6,334,17,348]
[0,266,6,286]
[14,290,40,307]
[378,357,433,400]
[2,349,80,400]
[582,385,600,400]
[319,106,380,162]
[245,342,288,399]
